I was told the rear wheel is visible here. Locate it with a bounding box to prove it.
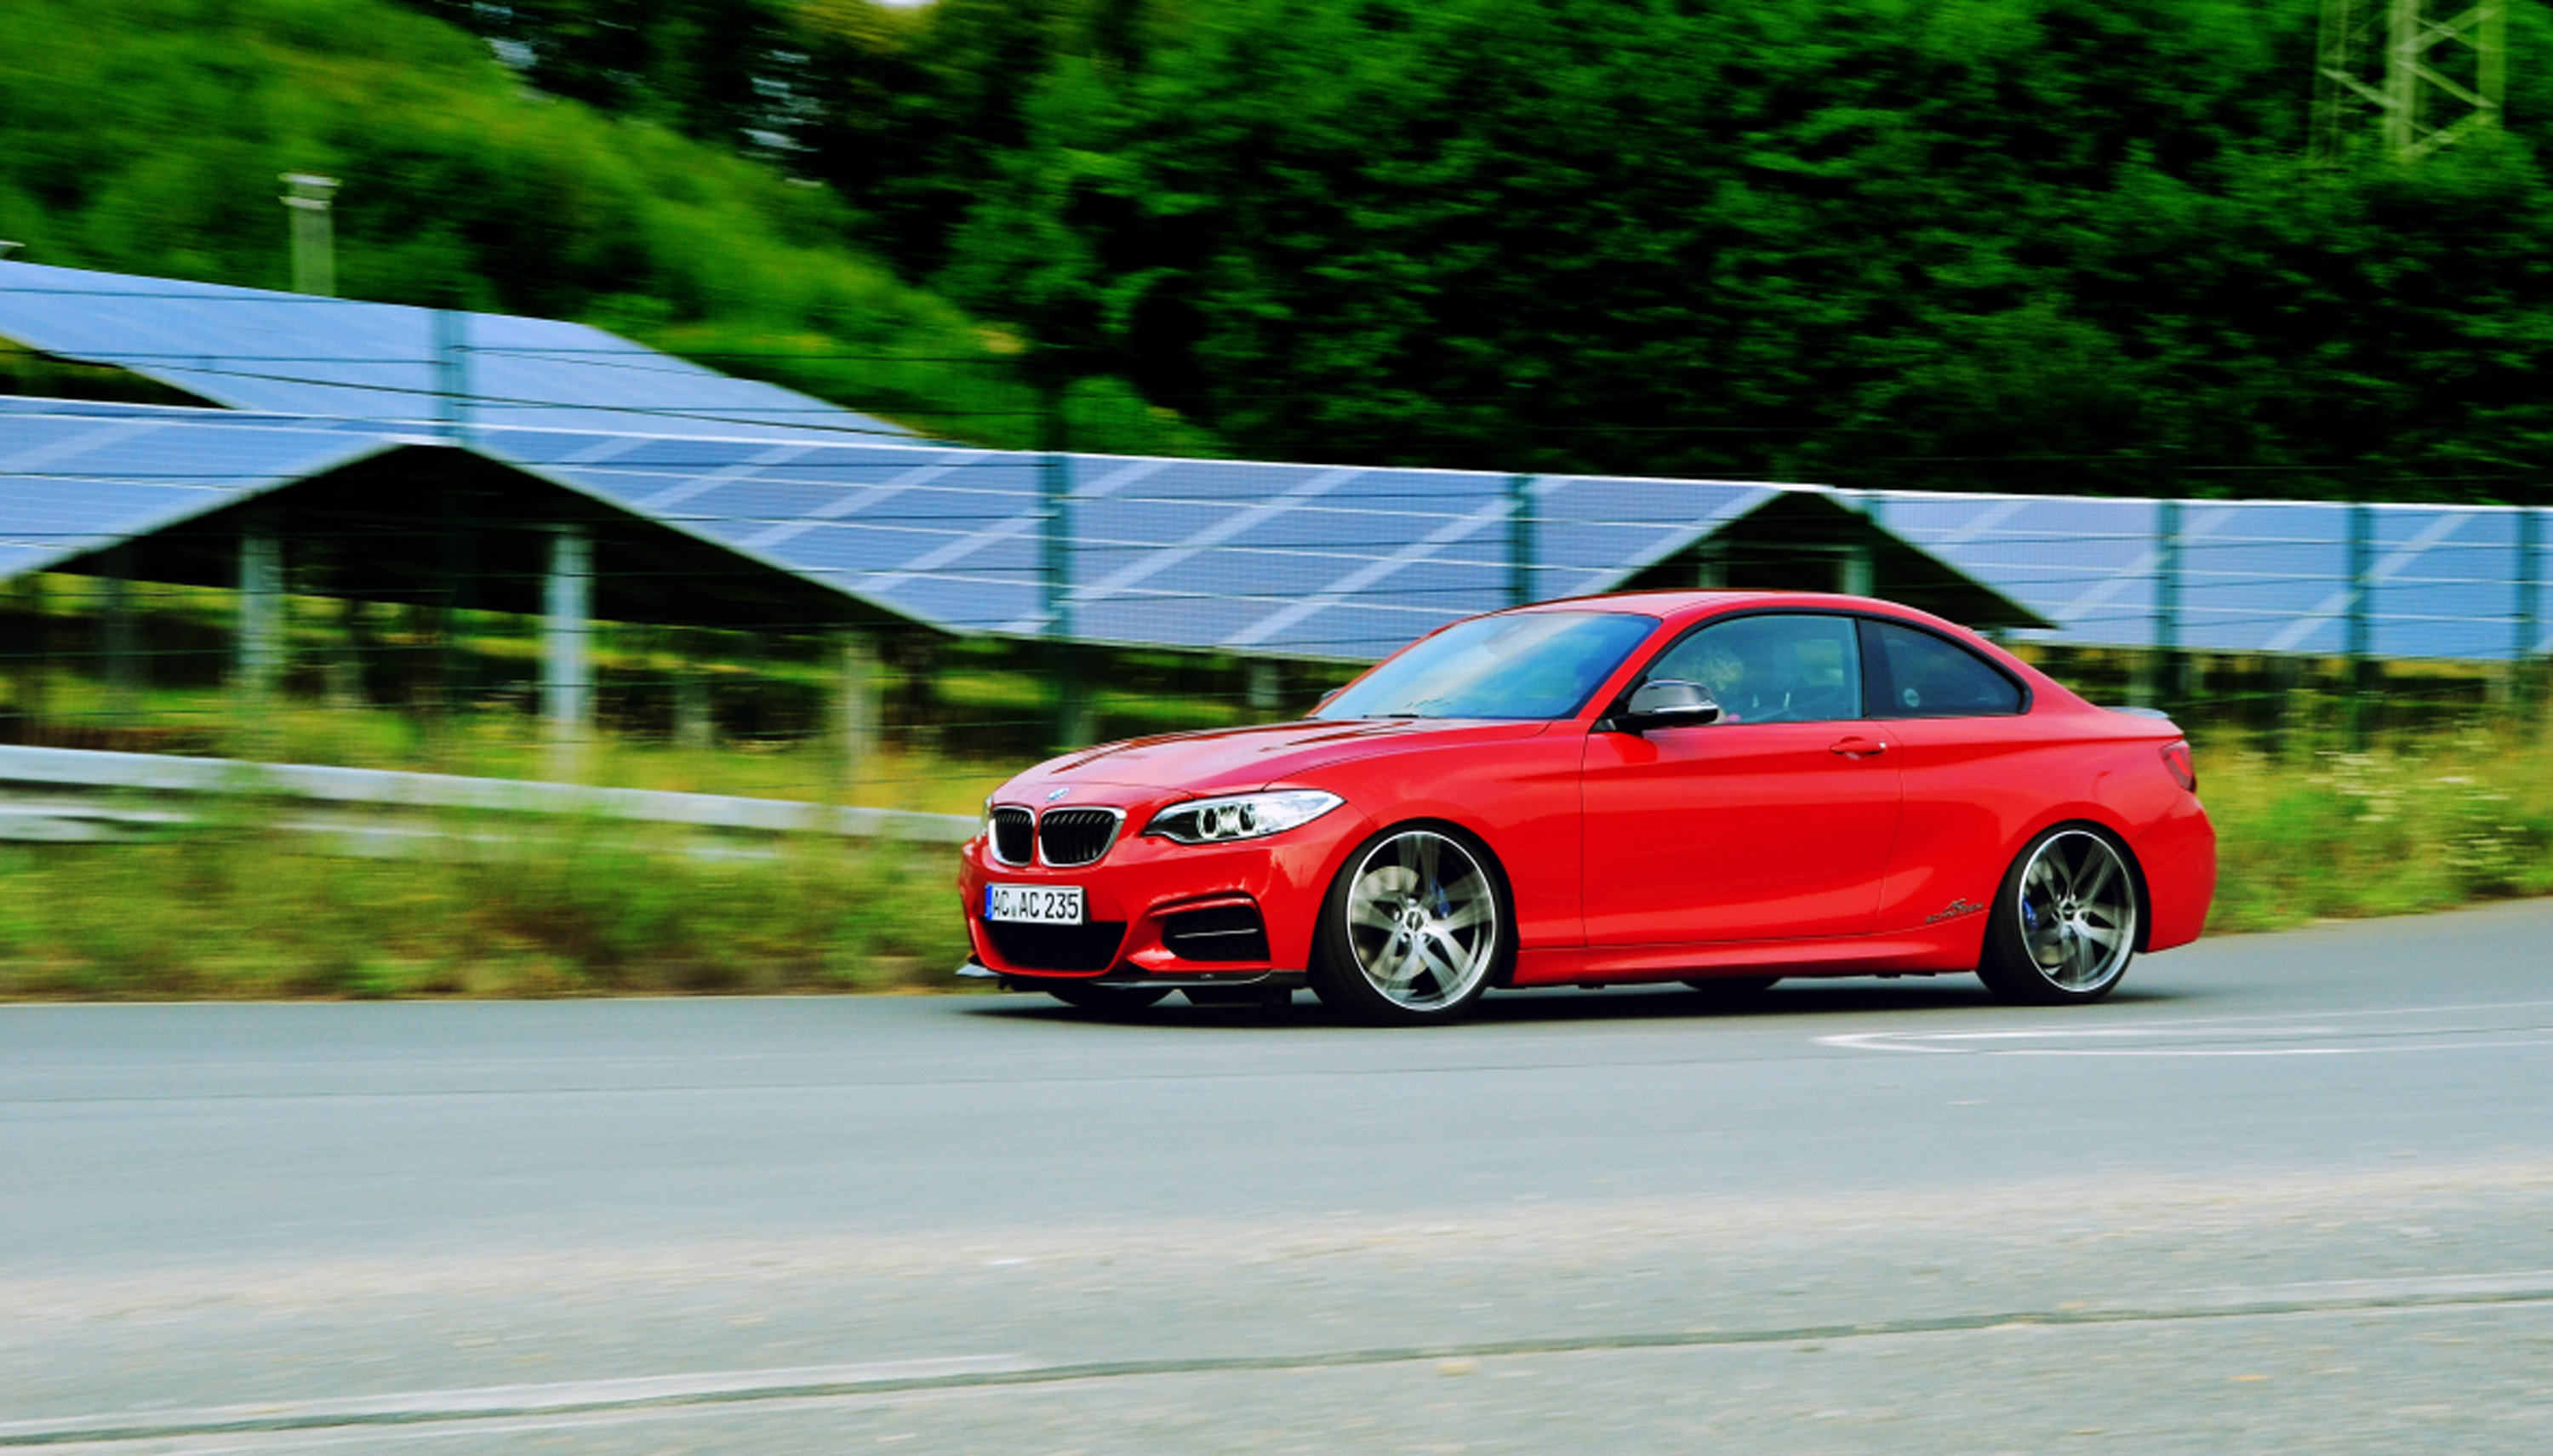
[1042,981,1171,1013]
[1310,825,1509,1025]
[1977,825,2139,1005]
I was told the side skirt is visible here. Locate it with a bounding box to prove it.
[1512,920,1987,987]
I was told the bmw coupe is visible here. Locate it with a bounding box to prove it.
[960,591,2215,1023]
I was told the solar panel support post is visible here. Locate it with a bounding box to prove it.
[1038,388,1087,751]
[540,523,593,770]
[7,574,47,742]
[2518,505,2544,720]
[1507,474,1537,608]
[1693,536,1728,589]
[837,631,882,780]
[1247,660,1284,720]
[2346,500,2376,746]
[234,522,284,711]
[433,309,471,438]
[2155,497,2185,711]
[94,545,139,722]
[673,630,715,749]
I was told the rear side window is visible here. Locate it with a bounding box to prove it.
[1862,620,2024,718]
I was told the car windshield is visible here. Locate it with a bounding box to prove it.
[1316,611,1660,721]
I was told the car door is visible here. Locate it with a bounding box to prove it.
[1581,612,1904,946]
[1856,617,2038,932]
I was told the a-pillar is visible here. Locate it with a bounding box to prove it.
[541,524,594,762]
[837,631,882,785]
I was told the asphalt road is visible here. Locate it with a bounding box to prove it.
[6,902,2553,1452]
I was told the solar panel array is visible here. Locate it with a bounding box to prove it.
[0,410,395,581]
[488,430,1776,659]
[3,400,2547,664]
[1875,492,2553,661]
[0,261,911,442]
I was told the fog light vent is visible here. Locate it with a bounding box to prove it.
[1162,904,1271,962]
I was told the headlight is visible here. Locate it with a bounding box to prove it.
[1144,790,1344,845]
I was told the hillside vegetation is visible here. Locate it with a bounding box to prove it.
[0,0,1209,450]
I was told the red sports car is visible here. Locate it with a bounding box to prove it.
[959,591,2215,1024]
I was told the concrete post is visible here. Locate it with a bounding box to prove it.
[1247,659,1284,719]
[1837,540,1875,598]
[2346,501,2375,746]
[236,526,283,699]
[326,596,368,708]
[2512,505,2540,717]
[837,631,882,780]
[6,575,44,741]
[541,524,593,750]
[97,547,139,722]
[673,630,714,749]
[1693,537,1728,589]
[1506,474,1537,608]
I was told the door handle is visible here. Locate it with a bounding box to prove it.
[1828,736,1889,759]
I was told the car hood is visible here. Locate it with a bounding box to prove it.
[1010,718,1555,798]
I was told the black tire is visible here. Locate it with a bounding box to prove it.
[1308,823,1512,1025]
[1977,824,2140,1006]
[1682,975,1779,1004]
[1042,981,1172,1013]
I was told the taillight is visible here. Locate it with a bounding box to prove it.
[2161,741,2196,793]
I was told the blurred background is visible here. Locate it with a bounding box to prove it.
[3,0,2550,999]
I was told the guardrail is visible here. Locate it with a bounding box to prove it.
[0,745,978,849]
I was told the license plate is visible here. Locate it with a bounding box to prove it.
[985,883,1085,925]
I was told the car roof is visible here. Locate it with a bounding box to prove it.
[1515,588,1936,628]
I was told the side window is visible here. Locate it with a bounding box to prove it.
[1864,620,2025,718]
[1644,614,1861,724]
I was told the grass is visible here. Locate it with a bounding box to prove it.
[0,818,968,1001]
[2197,722,2553,934]
[4,691,2552,1000]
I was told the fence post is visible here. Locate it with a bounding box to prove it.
[1507,474,1537,608]
[2346,500,2374,746]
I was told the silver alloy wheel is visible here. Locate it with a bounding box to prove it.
[1343,831,1499,1012]
[2015,829,2137,992]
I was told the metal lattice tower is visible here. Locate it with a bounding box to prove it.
[2313,1,2509,163]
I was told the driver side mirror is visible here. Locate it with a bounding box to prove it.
[1616,678,1722,732]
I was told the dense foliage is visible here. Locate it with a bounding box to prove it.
[924,0,2553,495]
[12,1,2553,491]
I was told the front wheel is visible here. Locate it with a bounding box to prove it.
[1309,825,1510,1025]
[1977,825,2139,1005]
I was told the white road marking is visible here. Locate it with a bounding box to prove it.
[1821,1002,2553,1058]
[0,1356,1035,1446]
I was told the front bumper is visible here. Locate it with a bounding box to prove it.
[957,800,1370,981]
